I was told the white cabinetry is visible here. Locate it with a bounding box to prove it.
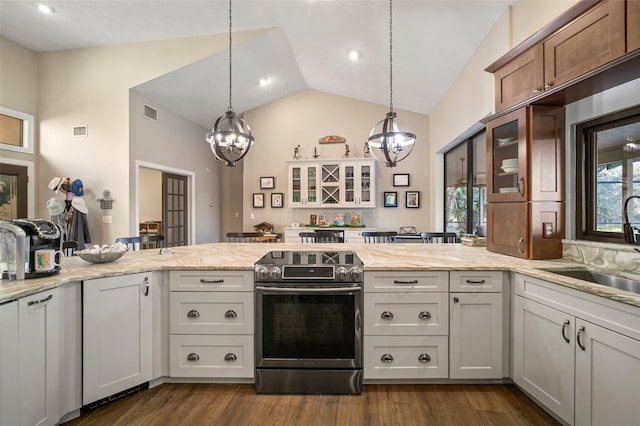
[0,300,19,426]
[513,274,640,425]
[169,270,254,379]
[19,289,60,426]
[283,227,377,243]
[364,271,449,380]
[449,271,504,379]
[83,273,153,407]
[288,159,376,208]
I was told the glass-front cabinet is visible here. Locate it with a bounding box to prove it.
[288,162,319,207]
[487,108,527,202]
[288,159,376,208]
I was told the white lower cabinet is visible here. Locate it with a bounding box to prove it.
[363,271,449,381]
[19,289,61,426]
[449,271,504,379]
[0,300,19,426]
[574,318,640,426]
[513,274,640,425]
[169,271,254,379]
[83,273,153,406]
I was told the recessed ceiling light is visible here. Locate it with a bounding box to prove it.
[35,3,55,14]
[259,78,270,87]
[349,50,360,62]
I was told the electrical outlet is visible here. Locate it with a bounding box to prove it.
[235,212,239,218]
[102,215,112,224]
[250,213,255,220]
[543,222,553,238]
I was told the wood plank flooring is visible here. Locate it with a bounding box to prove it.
[64,383,559,425]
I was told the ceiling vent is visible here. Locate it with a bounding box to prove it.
[72,125,88,137]
[144,104,158,121]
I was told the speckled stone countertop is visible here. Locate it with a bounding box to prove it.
[1,243,639,307]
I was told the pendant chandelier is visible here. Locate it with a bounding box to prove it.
[367,0,416,167]
[205,0,254,167]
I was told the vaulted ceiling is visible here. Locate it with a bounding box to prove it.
[0,0,513,129]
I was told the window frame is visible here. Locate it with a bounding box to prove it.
[0,106,35,154]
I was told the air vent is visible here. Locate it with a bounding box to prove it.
[72,126,88,137]
[144,105,158,121]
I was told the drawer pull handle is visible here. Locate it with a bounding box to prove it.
[418,353,431,363]
[200,279,224,284]
[225,310,238,319]
[187,310,200,318]
[187,353,200,361]
[465,279,485,285]
[418,311,431,320]
[381,353,394,363]
[27,294,53,306]
[224,353,237,362]
[393,280,418,285]
[561,320,570,343]
[380,311,394,320]
[577,326,586,351]
[144,276,150,296]
[453,297,459,303]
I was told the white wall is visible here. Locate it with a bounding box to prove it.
[243,89,429,233]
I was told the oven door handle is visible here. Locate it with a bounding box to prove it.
[255,286,361,293]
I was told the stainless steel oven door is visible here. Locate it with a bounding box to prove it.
[255,285,362,369]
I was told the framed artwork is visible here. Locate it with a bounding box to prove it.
[383,191,398,207]
[393,173,410,187]
[253,193,265,208]
[271,192,283,208]
[260,177,275,189]
[309,214,317,226]
[406,191,420,208]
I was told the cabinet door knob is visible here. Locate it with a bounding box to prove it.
[380,311,394,320]
[143,276,150,296]
[577,326,586,351]
[561,320,570,343]
[544,82,552,89]
[418,353,431,363]
[418,311,431,320]
[517,237,525,254]
[453,297,459,303]
[533,87,543,93]
[381,353,394,363]
[224,310,238,319]
[224,353,237,362]
[187,353,200,361]
[187,309,200,318]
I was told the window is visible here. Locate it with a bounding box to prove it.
[444,130,487,236]
[576,105,640,243]
[0,106,35,154]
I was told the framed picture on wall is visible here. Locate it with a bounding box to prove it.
[383,191,398,207]
[260,177,275,189]
[271,193,283,208]
[406,191,420,208]
[393,173,410,187]
[253,193,265,208]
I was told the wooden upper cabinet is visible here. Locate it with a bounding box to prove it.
[493,45,544,112]
[628,0,640,52]
[543,0,626,89]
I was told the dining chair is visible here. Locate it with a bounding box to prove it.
[361,231,397,243]
[62,241,78,256]
[143,234,165,249]
[115,236,143,251]
[226,232,263,243]
[299,230,341,243]
[420,232,458,243]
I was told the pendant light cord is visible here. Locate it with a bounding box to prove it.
[228,0,233,112]
[389,0,393,113]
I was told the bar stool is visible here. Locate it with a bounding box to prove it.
[420,232,458,243]
[226,232,263,243]
[361,231,397,243]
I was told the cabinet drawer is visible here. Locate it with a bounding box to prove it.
[364,335,449,380]
[170,270,253,292]
[365,271,448,292]
[364,292,448,336]
[169,335,254,378]
[170,292,253,335]
[450,271,503,292]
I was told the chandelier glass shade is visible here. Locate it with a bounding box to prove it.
[205,0,254,167]
[368,0,416,167]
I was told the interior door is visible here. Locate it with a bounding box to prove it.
[162,172,188,247]
[0,163,28,220]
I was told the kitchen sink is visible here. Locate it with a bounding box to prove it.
[540,268,640,295]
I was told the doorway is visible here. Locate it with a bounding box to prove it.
[136,161,194,247]
[0,163,28,220]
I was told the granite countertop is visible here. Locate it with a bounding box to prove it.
[1,243,639,307]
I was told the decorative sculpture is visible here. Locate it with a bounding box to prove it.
[293,144,301,159]
[344,144,350,158]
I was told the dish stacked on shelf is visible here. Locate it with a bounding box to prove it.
[500,158,518,173]
[498,187,519,193]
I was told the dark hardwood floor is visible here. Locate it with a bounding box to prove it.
[64,383,559,425]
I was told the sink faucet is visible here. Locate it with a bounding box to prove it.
[623,195,640,243]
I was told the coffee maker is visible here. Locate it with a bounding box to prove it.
[0,219,62,279]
